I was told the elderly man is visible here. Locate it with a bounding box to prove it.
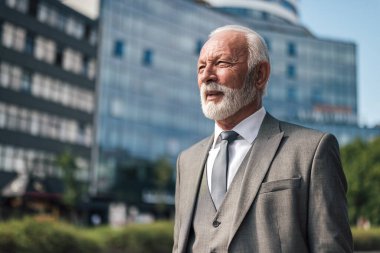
[172,25,353,253]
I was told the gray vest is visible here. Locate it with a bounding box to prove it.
[186,150,251,253]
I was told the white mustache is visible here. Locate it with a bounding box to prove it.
[201,82,232,93]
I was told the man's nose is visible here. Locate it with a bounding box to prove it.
[199,65,217,84]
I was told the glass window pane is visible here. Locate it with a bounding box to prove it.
[113,40,124,58]
[0,62,11,87]
[2,23,14,48]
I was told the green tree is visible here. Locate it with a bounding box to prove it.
[111,157,152,203]
[154,157,173,190]
[341,137,380,225]
[56,150,83,220]
[153,156,174,218]
[110,154,175,218]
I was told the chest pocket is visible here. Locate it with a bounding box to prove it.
[258,176,301,194]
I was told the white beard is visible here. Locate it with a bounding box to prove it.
[200,79,257,121]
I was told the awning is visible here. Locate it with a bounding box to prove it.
[2,172,64,199]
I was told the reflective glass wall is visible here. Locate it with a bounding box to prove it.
[262,30,357,125]
[96,0,378,192]
[96,0,239,191]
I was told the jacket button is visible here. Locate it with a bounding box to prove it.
[212,220,221,227]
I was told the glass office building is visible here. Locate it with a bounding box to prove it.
[0,0,97,206]
[95,0,380,194]
[95,0,237,193]
[205,0,380,143]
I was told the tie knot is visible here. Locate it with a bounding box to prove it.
[220,131,239,143]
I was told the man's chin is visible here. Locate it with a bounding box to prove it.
[202,106,231,121]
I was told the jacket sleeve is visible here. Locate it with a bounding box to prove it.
[308,133,353,252]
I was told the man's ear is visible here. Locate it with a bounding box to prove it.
[255,61,270,92]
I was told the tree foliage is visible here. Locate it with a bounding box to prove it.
[56,150,82,208]
[110,154,175,217]
[341,137,380,225]
[153,157,174,217]
[111,157,152,203]
[153,157,173,191]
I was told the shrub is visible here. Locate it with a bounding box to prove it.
[0,218,103,253]
[3,219,380,252]
[106,221,173,253]
[0,218,176,253]
[353,227,380,250]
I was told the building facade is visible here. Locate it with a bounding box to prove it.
[0,0,97,209]
[204,0,380,143]
[95,0,380,199]
[95,0,234,194]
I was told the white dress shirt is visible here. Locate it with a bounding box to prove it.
[207,107,266,191]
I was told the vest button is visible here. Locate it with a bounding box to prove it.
[212,220,221,227]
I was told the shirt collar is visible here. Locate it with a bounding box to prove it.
[213,107,266,147]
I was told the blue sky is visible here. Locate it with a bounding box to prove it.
[299,0,380,126]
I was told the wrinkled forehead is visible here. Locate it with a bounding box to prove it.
[200,31,248,59]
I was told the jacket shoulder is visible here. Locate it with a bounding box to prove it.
[180,135,212,157]
[277,119,340,149]
[279,120,324,138]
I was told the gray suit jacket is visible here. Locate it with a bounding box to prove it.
[173,113,353,253]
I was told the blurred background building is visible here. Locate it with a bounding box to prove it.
[0,0,97,217]
[205,0,380,143]
[93,0,380,201]
[1,0,380,221]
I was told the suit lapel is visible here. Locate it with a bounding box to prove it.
[228,114,284,245]
[178,135,214,253]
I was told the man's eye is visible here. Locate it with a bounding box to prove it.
[198,66,205,73]
[217,61,231,67]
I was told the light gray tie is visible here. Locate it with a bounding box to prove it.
[211,131,239,210]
